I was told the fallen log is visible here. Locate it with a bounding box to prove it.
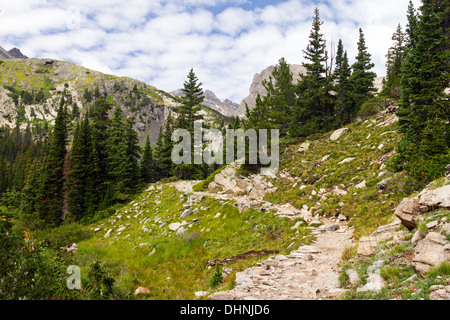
[206,250,279,267]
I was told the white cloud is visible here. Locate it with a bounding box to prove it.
[0,0,423,102]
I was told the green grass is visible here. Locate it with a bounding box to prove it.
[68,184,310,299]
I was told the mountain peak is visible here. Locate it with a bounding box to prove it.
[0,46,28,60]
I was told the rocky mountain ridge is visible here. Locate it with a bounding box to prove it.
[171,88,240,117]
[0,46,28,60]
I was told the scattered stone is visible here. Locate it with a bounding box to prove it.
[134,287,150,295]
[104,229,113,239]
[337,214,347,221]
[426,221,439,229]
[298,142,310,152]
[180,209,194,219]
[357,219,402,255]
[357,273,385,292]
[214,212,221,218]
[168,223,181,232]
[291,221,304,230]
[338,157,355,165]
[330,128,349,141]
[195,291,208,298]
[377,177,393,190]
[346,269,360,285]
[326,225,340,232]
[355,180,366,189]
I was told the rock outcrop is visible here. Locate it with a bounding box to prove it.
[236,64,306,117]
[395,185,450,230]
[412,232,450,275]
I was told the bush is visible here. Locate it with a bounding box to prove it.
[357,97,391,120]
[210,265,223,288]
[33,223,93,249]
[193,166,225,192]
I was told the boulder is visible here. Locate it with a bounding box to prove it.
[180,209,194,219]
[134,287,150,295]
[168,223,181,232]
[330,128,349,141]
[377,177,393,190]
[357,273,385,292]
[298,142,310,152]
[430,285,450,300]
[358,220,402,255]
[419,185,450,208]
[394,197,426,230]
[412,232,450,275]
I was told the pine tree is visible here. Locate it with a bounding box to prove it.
[124,116,141,191]
[291,8,335,137]
[255,57,297,137]
[36,97,69,227]
[383,24,406,98]
[349,28,377,111]
[155,113,175,179]
[106,106,129,197]
[140,135,155,183]
[333,39,354,124]
[177,68,205,133]
[396,0,449,182]
[173,69,206,180]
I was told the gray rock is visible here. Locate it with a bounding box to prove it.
[419,185,450,208]
[395,197,426,230]
[326,225,340,232]
[377,177,393,190]
[168,223,181,232]
[357,273,385,292]
[330,128,349,141]
[180,209,194,219]
[412,232,450,275]
[430,285,450,300]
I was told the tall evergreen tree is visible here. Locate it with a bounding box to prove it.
[255,57,297,137]
[396,0,450,182]
[177,68,205,133]
[36,97,69,227]
[140,135,155,183]
[333,39,355,124]
[155,113,175,179]
[106,106,129,197]
[349,28,377,111]
[290,8,335,137]
[124,116,141,191]
[383,24,406,98]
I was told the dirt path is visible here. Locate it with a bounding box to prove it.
[168,180,355,300]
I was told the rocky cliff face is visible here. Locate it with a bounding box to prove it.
[171,89,240,117]
[235,64,306,117]
[0,58,171,145]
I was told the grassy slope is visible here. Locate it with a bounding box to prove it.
[265,112,408,239]
[73,185,311,299]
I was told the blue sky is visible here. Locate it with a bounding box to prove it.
[0,0,421,102]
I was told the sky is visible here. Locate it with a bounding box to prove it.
[0,0,422,103]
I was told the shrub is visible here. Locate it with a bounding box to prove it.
[33,223,93,249]
[357,97,391,120]
[210,265,223,288]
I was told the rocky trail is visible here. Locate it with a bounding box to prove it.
[169,179,356,300]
